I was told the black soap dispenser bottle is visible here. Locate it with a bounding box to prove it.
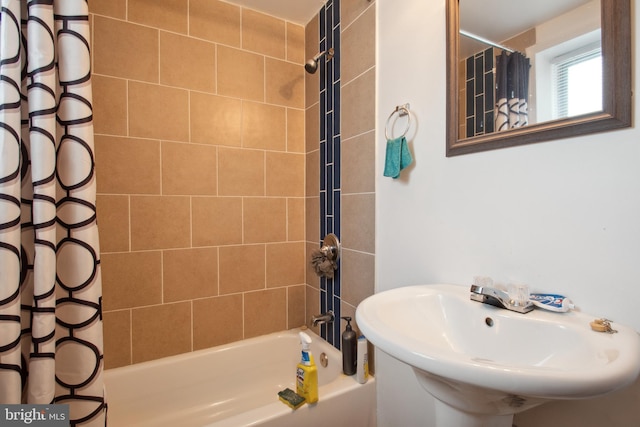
[341,317,357,376]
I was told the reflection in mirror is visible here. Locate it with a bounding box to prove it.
[446,0,631,156]
[459,0,601,138]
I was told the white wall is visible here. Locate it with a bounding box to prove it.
[375,0,640,426]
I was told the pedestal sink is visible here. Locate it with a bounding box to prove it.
[356,284,640,427]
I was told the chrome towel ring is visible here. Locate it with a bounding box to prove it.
[385,104,411,140]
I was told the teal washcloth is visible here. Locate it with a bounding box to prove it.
[383,136,413,179]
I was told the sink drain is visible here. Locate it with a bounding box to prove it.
[485,317,494,327]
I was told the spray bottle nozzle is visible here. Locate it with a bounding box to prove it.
[299,331,312,351]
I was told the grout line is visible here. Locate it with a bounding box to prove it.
[214,44,218,95]
[239,7,243,49]
[341,128,375,142]
[240,197,245,244]
[241,293,245,339]
[216,246,220,297]
[187,90,191,143]
[215,146,219,198]
[127,195,132,251]
[129,308,133,364]
[284,107,289,152]
[340,1,373,33]
[186,0,190,37]
[125,80,130,137]
[157,28,161,84]
[284,20,288,63]
[190,300,194,351]
[285,285,289,329]
[263,55,267,103]
[158,139,163,195]
[189,196,193,248]
[160,250,164,304]
[340,65,375,89]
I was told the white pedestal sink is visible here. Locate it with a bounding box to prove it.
[356,284,640,427]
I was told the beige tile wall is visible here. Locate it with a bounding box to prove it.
[339,0,377,373]
[91,0,307,368]
[304,0,377,368]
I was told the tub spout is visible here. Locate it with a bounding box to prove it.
[311,310,335,327]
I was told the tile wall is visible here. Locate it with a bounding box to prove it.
[463,47,496,138]
[305,0,376,355]
[90,0,307,368]
[338,0,376,371]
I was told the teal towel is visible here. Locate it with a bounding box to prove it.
[383,136,413,179]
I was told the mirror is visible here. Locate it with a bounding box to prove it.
[446,0,631,156]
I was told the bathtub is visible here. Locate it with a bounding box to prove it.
[103,328,376,427]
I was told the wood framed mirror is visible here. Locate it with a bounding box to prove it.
[446,0,632,157]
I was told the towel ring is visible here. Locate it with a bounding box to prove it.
[385,104,411,140]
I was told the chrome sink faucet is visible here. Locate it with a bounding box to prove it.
[311,310,335,327]
[470,284,534,314]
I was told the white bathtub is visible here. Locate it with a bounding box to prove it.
[103,328,376,427]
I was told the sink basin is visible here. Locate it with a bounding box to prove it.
[356,284,640,426]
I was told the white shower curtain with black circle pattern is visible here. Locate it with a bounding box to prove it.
[0,1,106,425]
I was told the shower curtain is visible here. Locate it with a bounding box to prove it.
[495,51,531,132]
[0,1,105,425]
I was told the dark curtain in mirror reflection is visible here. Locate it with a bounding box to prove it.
[495,51,531,132]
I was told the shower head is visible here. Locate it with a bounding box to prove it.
[304,48,335,74]
[304,58,319,74]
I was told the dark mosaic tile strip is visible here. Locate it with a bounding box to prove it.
[317,0,341,348]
